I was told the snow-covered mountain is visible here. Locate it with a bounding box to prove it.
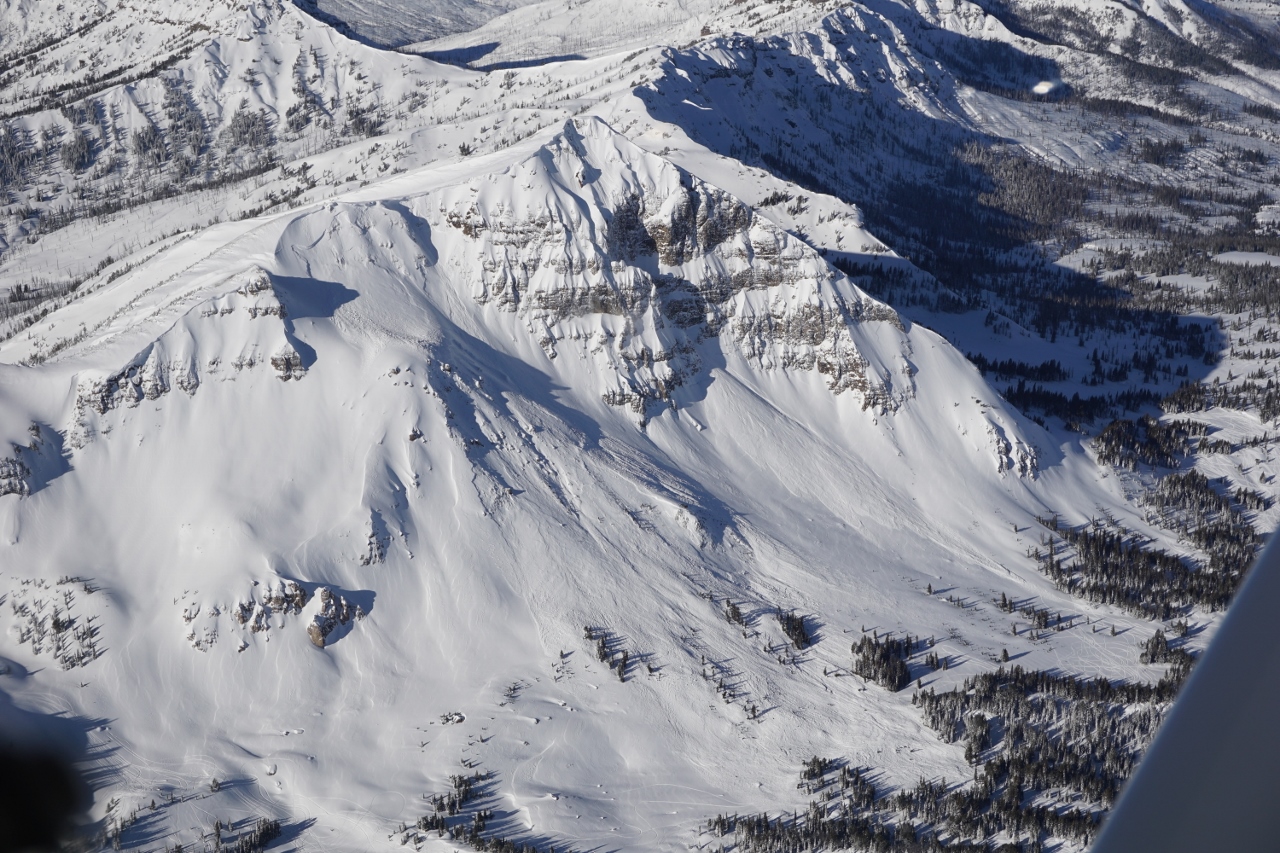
[0,109,1063,849]
[2,0,1279,851]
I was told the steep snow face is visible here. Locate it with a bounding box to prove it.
[20,118,944,426]
[0,0,1276,845]
[0,117,1074,851]
[66,265,300,449]
[428,119,910,418]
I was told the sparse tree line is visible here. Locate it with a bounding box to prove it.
[1143,469,1263,565]
[584,624,649,682]
[1002,381,1162,427]
[1087,413,1265,578]
[1091,415,1203,469]
[993,592,1075,637]
[1032,514,1248,618]
[403,769,575,853]
[1097,236,1280,321]
[419,770,489,823]
[203,817,281,853]
[778,611,812,649]
[852,633,935,692]
[6,579,100,669]
[100,797,280,853]
[706,645,1192,853]
[1163,376,1280,423]
[963,355,1069,383]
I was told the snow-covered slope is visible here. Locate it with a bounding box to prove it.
[0,113,1146,852]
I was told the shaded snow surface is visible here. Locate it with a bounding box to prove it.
[297,0,542,48]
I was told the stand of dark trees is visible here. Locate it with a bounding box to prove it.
[705,653,1189,853]
[1032,514,1252,618]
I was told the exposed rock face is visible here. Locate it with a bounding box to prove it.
[359,511,390,566]
[270,347,306,381]
[199,581,367,650]
[434,119,910,422]
[306,586,364,648]
[234,580,311,634]
[261,581,311,614]
[988,420,1039,478]
[238,268,287,319]
[0,424,66,498]
[69,266,297,446]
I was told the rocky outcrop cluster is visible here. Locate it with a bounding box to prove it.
[234,580,310,634]
[270,346,306,380]
[0,424,64,498]
[438,120,908,421]
[69,267,299,446]
[306,586,365,648]
[0,454,31,497]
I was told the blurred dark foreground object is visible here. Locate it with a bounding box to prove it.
[1091,532,1280,852]
[0,748,87,853]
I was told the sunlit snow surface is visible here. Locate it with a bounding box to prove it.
[0,114,1165,852]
